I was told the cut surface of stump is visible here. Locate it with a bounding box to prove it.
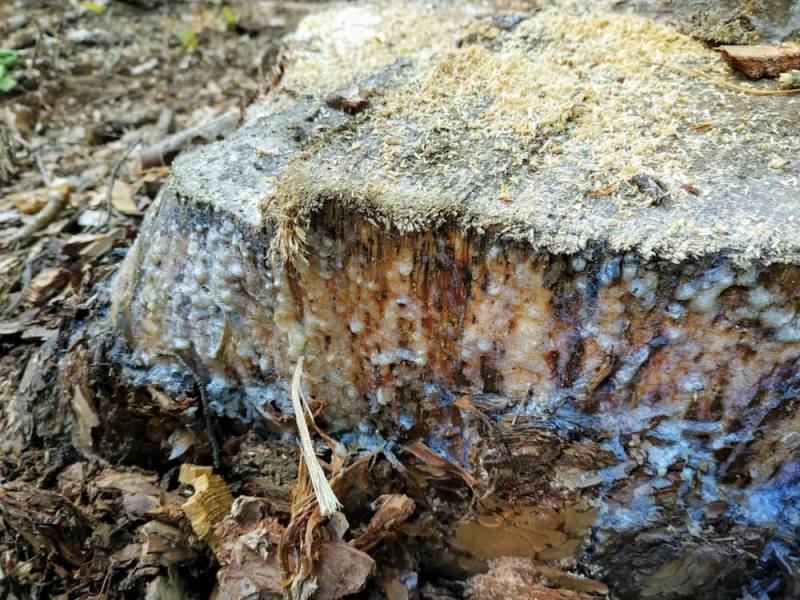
[108,1,800,597]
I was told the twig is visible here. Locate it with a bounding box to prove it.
[35,151,50,186]
[135,110,239,168]
[103,138,141,230]
[196,381,222,471]
[6,555,39,578]
[650,61,800,96]
[291,358,342,518]
[8,187,68,245]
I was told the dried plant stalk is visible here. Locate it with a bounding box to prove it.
[290,358,341,518]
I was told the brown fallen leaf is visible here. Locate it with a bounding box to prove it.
[79,228,125,258]
[110,179,141,215]
[312,540,376,600]
[353,493,416,551]
[7,189,49,214]
[403,440,477,487]
[717,43,800,79]
[24,266,71,306]
[6,183,73,215]
[91,468,180,518]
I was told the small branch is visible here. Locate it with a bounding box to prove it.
[135,110,239,169]
[103,138,141,230]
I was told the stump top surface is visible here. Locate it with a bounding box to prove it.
[172,0,800,265]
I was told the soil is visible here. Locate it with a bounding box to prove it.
[0,1,317,597]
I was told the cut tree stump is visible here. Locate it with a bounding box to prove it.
[105,1,800,598]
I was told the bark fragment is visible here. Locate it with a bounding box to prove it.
[0,482,93,567]
[718,43,800,78]
[465,557,600,599]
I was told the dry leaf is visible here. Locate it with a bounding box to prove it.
[110,180,140,215]
[24,266,71,306]
[353,494,415,551]
[79,228,124,258]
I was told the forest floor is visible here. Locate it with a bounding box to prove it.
[0,1,318,597]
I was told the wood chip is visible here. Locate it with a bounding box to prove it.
[180,464,233,543]
[326,82,371,114]
[717,43,800,79]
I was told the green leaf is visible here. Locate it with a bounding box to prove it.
[80,1,107,13]
[221,6,239,29]
[0,73,18,93]
[0,49,21,69]
[178,30,199,50]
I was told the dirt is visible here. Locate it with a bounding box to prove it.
[0,1,316,597]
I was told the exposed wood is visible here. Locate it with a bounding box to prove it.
[135,110,240,169]
[180,464,233,542]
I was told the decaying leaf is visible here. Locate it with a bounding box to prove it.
[353,494,415,551]
[24,266,71,306]
[78,227,125,258]
[312,540,375,600]
[403,440,477,487]
[92,469,162,514]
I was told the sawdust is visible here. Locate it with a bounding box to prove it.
[279,3,477,93]
[372,7,721,186]
[171,0,800,267]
